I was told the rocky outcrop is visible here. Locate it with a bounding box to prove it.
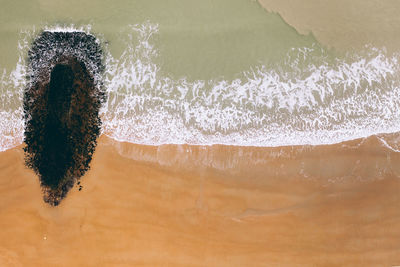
[23,31,105,205]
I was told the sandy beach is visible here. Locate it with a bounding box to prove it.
[1,135,400,266]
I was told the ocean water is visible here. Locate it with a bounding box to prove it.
[1,0,400,151]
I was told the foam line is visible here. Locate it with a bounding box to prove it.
[1,23,400,151]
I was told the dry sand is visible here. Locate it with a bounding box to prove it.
[258,0,400,52]
[1,135,400,266]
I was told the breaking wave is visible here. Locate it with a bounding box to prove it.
[1,22,400,151]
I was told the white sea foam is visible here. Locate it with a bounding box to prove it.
[43,24,93,34]
[0,33,28,152]
[1,22,400,151]
[100,23,400,147]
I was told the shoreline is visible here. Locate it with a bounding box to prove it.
[3,128,400,153]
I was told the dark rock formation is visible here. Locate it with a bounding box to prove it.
[23,31,105,205]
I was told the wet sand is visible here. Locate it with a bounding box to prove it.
[1,135,400,266]
[258,0,400,52]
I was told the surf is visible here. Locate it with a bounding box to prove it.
[1,23,400,152]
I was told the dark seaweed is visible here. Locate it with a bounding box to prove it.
[23,31,105,205]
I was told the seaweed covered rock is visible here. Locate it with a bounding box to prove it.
[23,31,105,205]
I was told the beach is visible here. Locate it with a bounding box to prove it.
[1,135,400,266]
[1,0,400,265]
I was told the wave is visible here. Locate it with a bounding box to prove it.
[1,22,400,151]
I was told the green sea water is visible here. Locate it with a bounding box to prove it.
[0,0,318,80]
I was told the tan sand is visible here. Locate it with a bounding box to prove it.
[1,135,400,266]
[257,0,400,52]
